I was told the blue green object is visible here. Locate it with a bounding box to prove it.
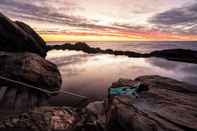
[110,83,141,97]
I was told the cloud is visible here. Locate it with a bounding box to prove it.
[0,0,86,25]
[150,2,197,34]
[1,0,196,37]
[150,2,197,25]
[0,0,122,34]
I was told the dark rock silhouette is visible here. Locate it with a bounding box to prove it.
[15,21,47,53]
[0,12,47,57]
[150,49,197,63]
[0,13,62,113]
[47,42,197,64]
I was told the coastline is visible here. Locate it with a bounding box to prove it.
[0,12,197,131]
[47,42,197,64]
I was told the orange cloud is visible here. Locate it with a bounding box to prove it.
[39,30,197,42]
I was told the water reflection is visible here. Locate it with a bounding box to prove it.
[47,50,197,105]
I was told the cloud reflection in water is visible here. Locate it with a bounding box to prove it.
[47,50,197,104]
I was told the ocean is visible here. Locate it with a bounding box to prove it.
[47,41,197,105]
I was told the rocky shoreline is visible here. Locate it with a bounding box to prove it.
[0,12,197,131]
[47,42,197,64]
[0,76,197,131]
[0,12,62,113]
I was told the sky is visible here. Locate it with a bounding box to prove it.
[1,0,197,41]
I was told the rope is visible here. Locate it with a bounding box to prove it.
[0,75,88,99]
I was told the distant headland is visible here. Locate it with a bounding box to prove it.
[47,42,197,64]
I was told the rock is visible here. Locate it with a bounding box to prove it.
[0,51,61,92]
[0,106,79,131]
[85,101,106,130]
[0,12,47,57]
[0,52,62,112]
[0,76,196,131]
[15,21,47,53]
[107,76,197,131]
[47,43,197,64]
[75,42,90,50]
[104,49,114,54]
[149,49,197,63]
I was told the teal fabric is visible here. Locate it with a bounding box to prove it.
[110,83,140,96]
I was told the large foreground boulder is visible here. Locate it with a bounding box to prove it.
[0,52,61,92]
[0,12,47,57]
[107,76,197,131]
[0,52,62,112]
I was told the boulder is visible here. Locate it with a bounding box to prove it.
[0,12,47,57]
[107,76,197,131]
[15,21,46,52]
[0,86,48,113]
[0,52,62,112]
[0,52,61,92]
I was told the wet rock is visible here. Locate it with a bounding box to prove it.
[0,12,47,57]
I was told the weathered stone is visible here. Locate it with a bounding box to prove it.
[107,76,197,131]
[0,76,196,131]
[0,52,62,113]
[0,52,61,92]
[0,107,79,131]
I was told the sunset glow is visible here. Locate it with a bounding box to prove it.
[1,0,197,41]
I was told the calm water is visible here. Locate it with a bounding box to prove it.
[47,41,197,105]
[48,41,197,53]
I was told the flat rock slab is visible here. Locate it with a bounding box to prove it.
[108,76,197,131]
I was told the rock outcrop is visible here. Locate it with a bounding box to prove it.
[0,52,61,92]
[0,12,62,114]
[0,52,62,113]
[0,12,47,57]
[1,76,196,131]
[47,42,197,64]
[149,49,197,63]
[107,76,197,131]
